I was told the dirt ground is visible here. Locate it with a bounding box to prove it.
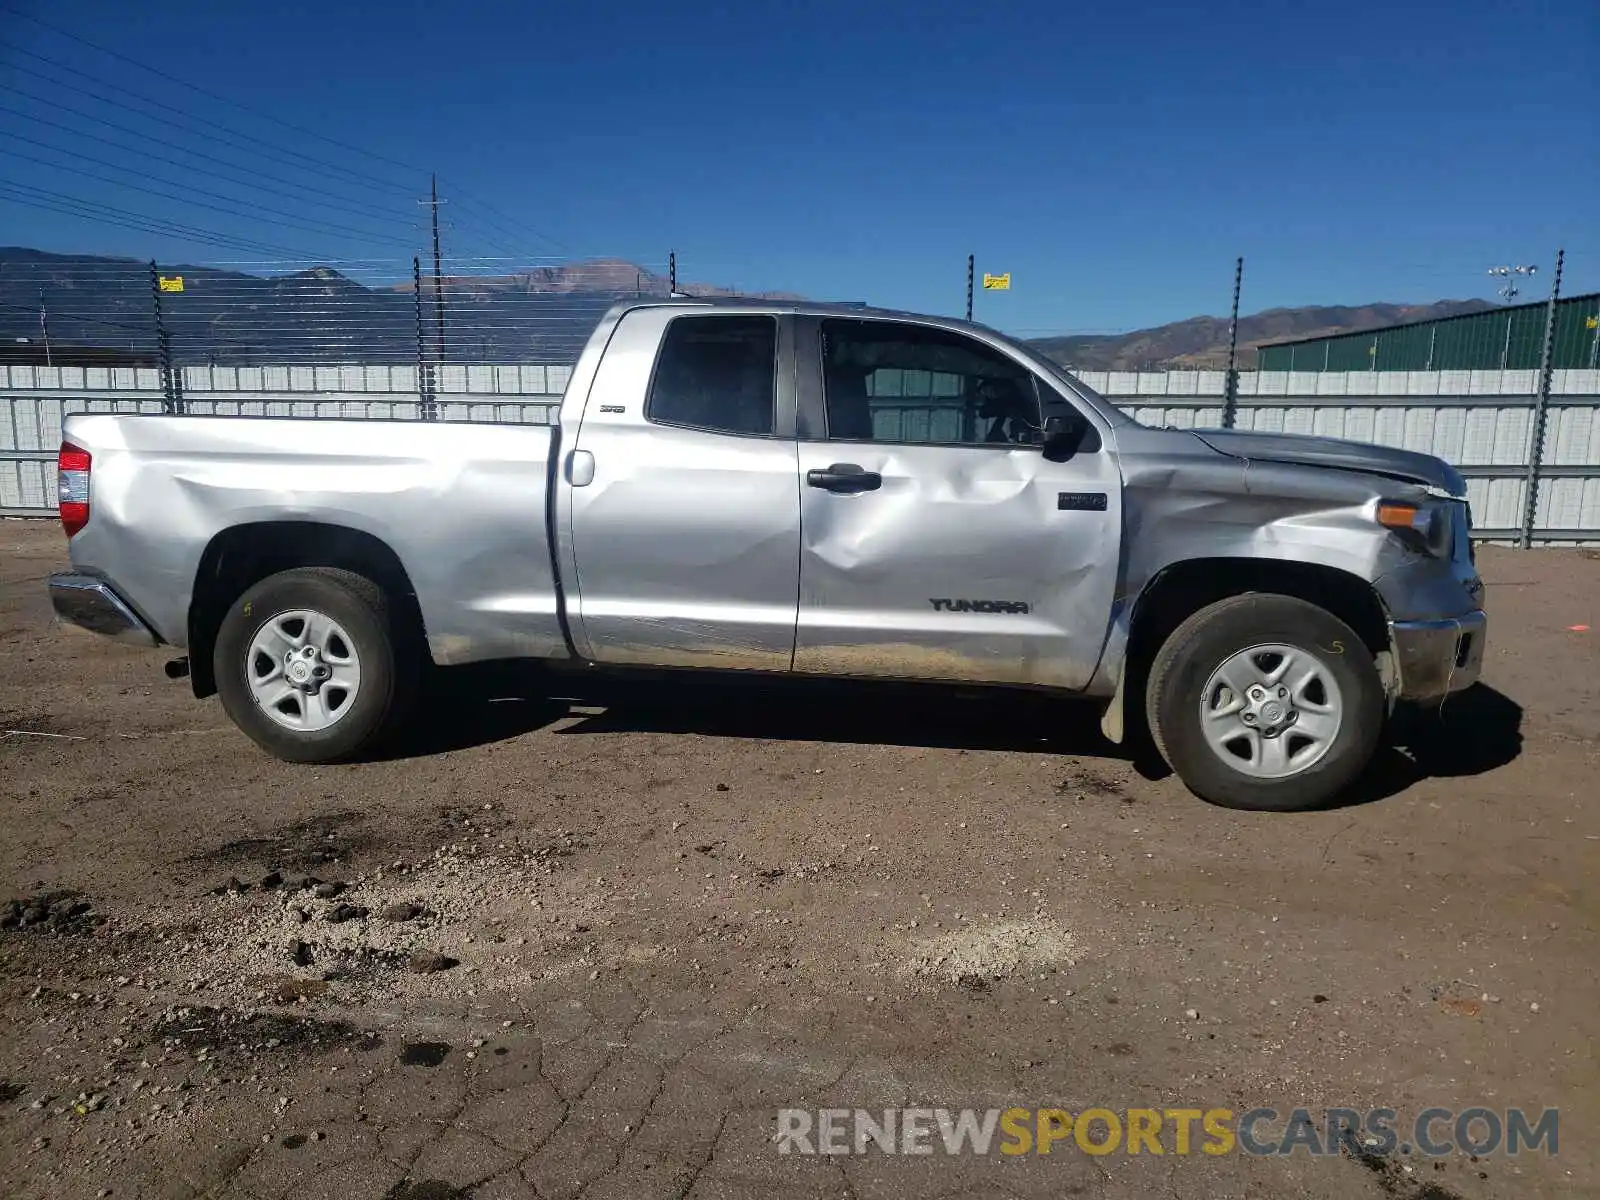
[1,516,1596,1200]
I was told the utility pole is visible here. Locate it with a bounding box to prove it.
[429,174,446,365]
[1521,248,1564,548]
[965,254,974,322]
[38,288,51,367]
[1222,256,1244,429]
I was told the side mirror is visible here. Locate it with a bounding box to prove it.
[1041,412,1090,462]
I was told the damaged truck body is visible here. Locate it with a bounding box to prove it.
[48,298,1487,810]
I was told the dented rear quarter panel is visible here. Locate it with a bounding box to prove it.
[62,414,568,665]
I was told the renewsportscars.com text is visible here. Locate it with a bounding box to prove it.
[774,1106,1559,1158]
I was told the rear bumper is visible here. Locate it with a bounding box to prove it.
[48,573,160,647]
[1389,609,1486,702]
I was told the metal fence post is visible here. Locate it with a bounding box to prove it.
[149,260,175,413]
[170,335,185,415]
[1519,248,1564,548]
[413,256,436,420]
[1222,256,1243,429]
[430,176,446,377]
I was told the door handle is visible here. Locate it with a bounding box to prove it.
[806,463,882,494]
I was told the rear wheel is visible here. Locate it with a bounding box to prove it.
[214,567,415,763]
[1145,594,1384,811]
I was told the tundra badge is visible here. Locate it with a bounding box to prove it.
[929,599,1031,614]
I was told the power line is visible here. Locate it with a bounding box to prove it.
[0,7,420,177]
[0,100,419,230]
[0,181,330,257]
[430,212,524,262]
[0,78,419,217]
[0,138,422,248]
[446,189,570,257]
[0,37,572,257]
[0,50,419,200]
[0,299,155,344]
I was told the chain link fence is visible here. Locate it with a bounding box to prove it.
[3,250,1598,541]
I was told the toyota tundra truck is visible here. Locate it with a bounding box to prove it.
[46,299,1487,810]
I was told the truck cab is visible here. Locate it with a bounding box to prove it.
[553,302,1124,688]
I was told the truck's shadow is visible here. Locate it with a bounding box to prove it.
[1332,683,1524,809]
[390,664,1119,759]
[390,665,1523,806]
[556,674,1120,756]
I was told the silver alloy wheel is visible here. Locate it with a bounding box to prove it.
[1198,643,1343,779]
[245,608,362,733]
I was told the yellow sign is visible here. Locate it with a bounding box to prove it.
[982,273,1011,290]
[158,276,184,293]
[1586,315,1598,329]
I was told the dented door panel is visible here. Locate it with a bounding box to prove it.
[793,441,1123,689]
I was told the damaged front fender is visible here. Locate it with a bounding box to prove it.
[1091,424,1474,741]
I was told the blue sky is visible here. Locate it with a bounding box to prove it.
[1,0,1596,334]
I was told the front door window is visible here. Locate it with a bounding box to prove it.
[820,318,1045,447]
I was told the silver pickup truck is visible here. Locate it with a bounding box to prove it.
[47,299,1486,810]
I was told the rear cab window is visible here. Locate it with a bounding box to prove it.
[646,315,778,437]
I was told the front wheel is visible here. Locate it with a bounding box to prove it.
[214,567,415,763]
[1145,594,1384,811]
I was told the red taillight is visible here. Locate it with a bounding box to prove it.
[58,442,90,537]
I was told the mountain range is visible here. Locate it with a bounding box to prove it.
[1,247,1497,369]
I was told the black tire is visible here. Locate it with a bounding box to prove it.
[214,567,416,763]
[1145,594,1384,811]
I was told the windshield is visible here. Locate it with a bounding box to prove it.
[990,329,1145,428]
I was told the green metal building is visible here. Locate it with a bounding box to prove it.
[1257,292,1600,372]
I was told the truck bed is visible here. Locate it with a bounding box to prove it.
[61,413,570,666]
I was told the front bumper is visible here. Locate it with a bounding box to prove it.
[1389,609,1486,702]
[48,573,160,647]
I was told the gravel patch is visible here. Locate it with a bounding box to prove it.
[902,919,1079,987]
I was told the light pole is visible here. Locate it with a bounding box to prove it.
[1487,265,1539,369]
[1487,264,1537,303]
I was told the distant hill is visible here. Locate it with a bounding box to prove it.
[1028,300,1498,371]
[390,257,803,302]
[0,248,794,365]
